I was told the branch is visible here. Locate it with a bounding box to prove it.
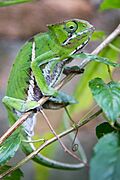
[0,109,102,179]
[0,23,119,178]
[92,24,120,55]
[0,112,31,145]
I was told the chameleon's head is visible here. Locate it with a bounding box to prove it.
[48,19,95,52]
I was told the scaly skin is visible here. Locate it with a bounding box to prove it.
[3,19,94,169]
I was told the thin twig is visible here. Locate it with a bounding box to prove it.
[0,112,31,145]
[40,109,83,163]
[0,109,102,179]
[64,107,79,151]
[92,24,120,55]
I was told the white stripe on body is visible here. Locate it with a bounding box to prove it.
[23,41,37,136]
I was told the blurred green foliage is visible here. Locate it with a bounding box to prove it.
[0,165,23,180]
[91,31,105,41]
[33,133,58,180]
[0,0,32,7]
[100,0,120,10]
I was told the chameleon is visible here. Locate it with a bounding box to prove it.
[2,19,94,169]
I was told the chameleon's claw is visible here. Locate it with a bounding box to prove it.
[33,105,43,113]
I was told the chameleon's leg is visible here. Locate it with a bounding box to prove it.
[2,96,40,112]
[2,96,40,136]
[63,66,84,76]
[31,51,59,96]
[43,91,77,110]
[43,92,79,150]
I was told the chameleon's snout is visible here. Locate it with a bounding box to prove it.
[89,26,95,32]
[87,25,95,37]
[87,23,95,33]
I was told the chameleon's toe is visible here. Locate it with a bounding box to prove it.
[42,88,58,97]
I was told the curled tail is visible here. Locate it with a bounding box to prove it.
[21,136,84,170]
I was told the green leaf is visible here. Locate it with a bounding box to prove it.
[69,37,120,114]
[0,165,23,180]
[0,0,32,7]
[72,53,120,67]
[90,132,120,180]
[96,122,115,139]
[0,131,21,166]
[89,78,120,123]
[100,0,120,10]
[91,31,105,41]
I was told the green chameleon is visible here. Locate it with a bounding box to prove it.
[3,19,94,169]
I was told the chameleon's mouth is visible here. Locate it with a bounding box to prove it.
[77,26,95,37]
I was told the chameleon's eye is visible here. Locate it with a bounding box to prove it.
[64,21,78,33]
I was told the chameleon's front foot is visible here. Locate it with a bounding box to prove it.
[42,87,58,97]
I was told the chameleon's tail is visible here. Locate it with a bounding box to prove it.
[21,137,84,170]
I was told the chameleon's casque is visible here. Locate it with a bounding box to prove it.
[3,19,94,169]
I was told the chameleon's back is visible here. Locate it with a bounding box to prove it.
[5,31,60,128]
[5,33,51,126]
[5,40,33,125]
[6,41,33,100]
[6,32,50,100]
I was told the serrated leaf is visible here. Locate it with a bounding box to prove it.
[100,0,120,10]
[69,37,120,114]
[72,53,120,67]
[90,132,120,180]
[0,131,21,166]
[0,0,32,7]
[96,122,115,139]
[91,31,105,41]
[89,78,120,123]
[0,165,23,180]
